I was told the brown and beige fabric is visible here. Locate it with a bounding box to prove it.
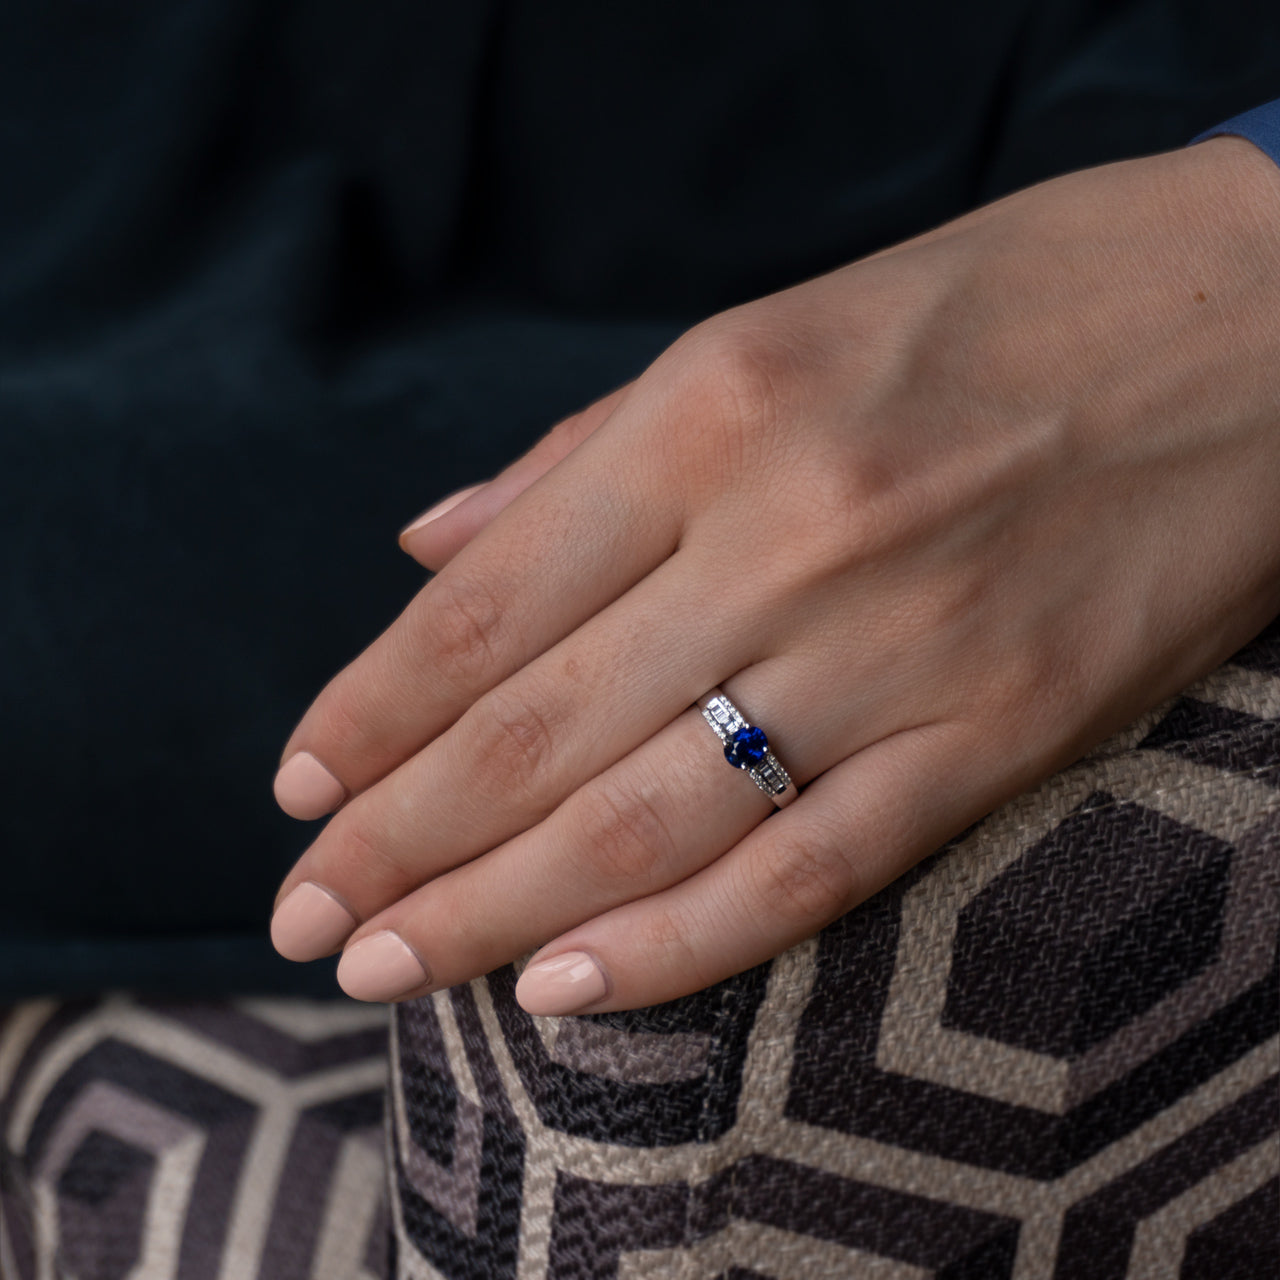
[0,996,389,1279]
[2,624,1276,1279]
[388,621,1280,1279]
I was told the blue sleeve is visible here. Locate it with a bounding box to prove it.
[1192,99,1280,168]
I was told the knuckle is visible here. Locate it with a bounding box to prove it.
[984,640,1077,745]
[636,908,716,988]
[309,681,382,776]
[546,405,598,452]
[424,573,510,690]
[765,446,950,590]
[664,319,805,482]
[330,810,417,904]
[750,835,852,929]
[775,462,881,574]
[573,776,678,887]
[465,685,561,804]
[688,323,792,426]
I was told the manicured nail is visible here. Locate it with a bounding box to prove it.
[273,752,346,820]
[270,882,357,961]
[399,483,485,543]
[515,951,608,1016]
[337,931,430,1002]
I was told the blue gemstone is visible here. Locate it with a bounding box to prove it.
[725,725,769,769]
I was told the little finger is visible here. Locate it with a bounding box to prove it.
[513,723,991,1013]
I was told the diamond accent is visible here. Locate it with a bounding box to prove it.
[699,692,794,802]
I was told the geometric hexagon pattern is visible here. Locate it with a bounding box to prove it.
[391,619,1280,1278]
[5,624,1276,1279]
[0,995,389,1280]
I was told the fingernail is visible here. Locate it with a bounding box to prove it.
[337,931,430,1002]
[274,752,346,820]
[399,483,485,542]
[515,951,608,1016]
[270,882,357,961]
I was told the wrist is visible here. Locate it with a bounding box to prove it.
[1168,135,1280,295]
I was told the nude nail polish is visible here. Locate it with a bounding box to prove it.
[270,882,357,961]
[337,931,430,1002]
[273,752,346,820]
[515,951,608,1016]
[399,483,485,542]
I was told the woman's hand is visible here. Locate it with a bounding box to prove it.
[269,137,1280,1014]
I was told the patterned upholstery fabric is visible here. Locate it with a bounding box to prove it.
[0,996,389,1279]
[389,621,1280,1278]
[2,625,1276,1278]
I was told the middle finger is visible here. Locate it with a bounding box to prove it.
[272,546,771,951]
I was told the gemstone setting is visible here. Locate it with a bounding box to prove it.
[725,725,769,769]
[697,688,797,807]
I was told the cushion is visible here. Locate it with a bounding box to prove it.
[0,996,389,1278]
[388,620,1280,1277]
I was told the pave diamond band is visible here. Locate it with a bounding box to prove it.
[696,688,798,808]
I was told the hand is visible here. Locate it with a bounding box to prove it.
[269,137,1280,1014]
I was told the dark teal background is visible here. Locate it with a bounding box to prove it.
[2,1,1277,995]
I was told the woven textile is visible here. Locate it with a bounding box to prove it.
[0,996,390,1279]
[389,621,1280,1279]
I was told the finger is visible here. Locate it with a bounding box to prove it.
[395,483,488,558]
[273,392,680,820]
[278,641,921,973]
[271,550,777,944]
[511,723,996,1013]
[329,705,772,999]
[398,383,634,571]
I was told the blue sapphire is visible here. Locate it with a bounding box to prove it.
[725,725,769,769]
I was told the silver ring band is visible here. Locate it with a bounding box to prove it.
[696,687,799,808]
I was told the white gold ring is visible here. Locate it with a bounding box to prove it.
[696,688,798,808]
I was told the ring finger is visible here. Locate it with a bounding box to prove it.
[331,667,846,1001]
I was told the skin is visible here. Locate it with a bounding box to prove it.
[272,136,1280,1011]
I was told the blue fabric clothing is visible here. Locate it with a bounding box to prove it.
[1195,98,1280,167]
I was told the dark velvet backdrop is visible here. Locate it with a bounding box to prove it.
[2,1,1277,995]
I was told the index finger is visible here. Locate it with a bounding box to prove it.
[272,399,685,819]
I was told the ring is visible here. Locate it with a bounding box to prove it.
[696,687,799,808]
